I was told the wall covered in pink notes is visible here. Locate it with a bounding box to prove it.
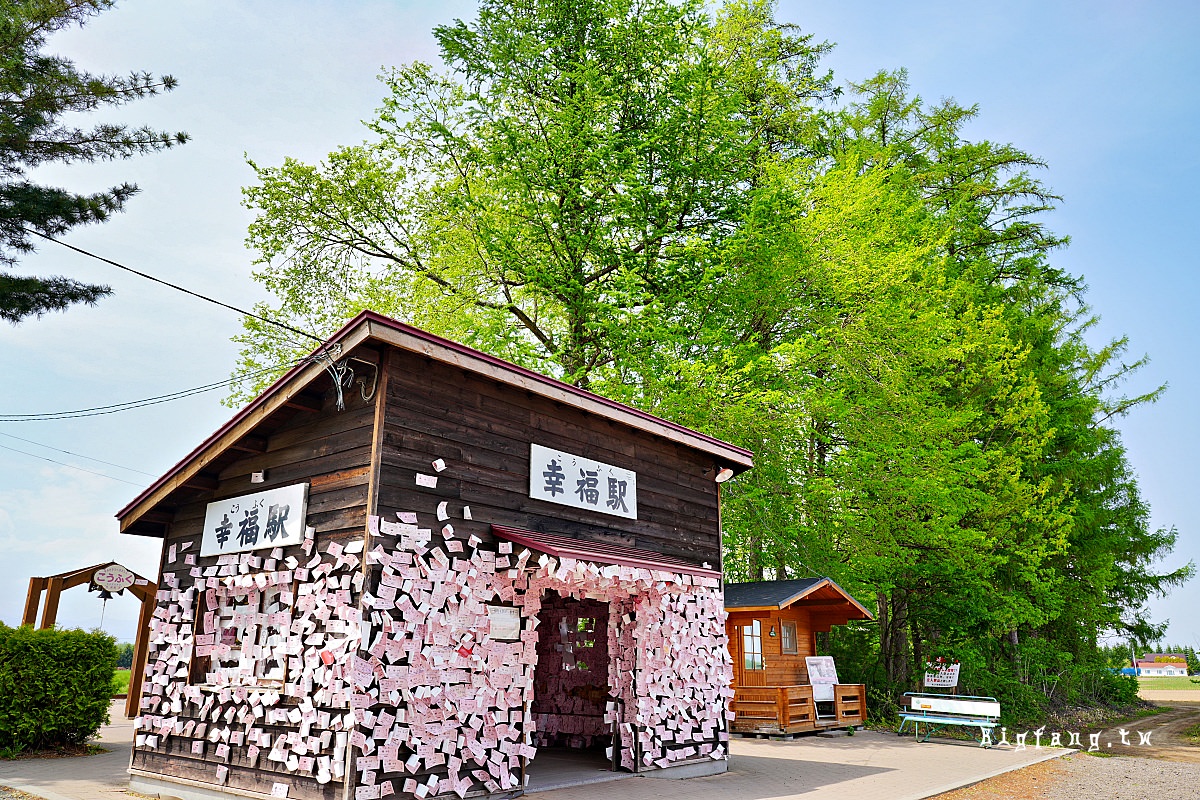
[348,518,733,798]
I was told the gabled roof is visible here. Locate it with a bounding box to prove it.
[724,577,874,620]
[117,311,753,534]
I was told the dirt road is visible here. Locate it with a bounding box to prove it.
[1093,701,1200,762]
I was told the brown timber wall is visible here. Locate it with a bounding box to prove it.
[375,347,722,565]
[728,608,816,687]
[131,383,376,797]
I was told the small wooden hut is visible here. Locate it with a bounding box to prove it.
[118,311,753,800]
[724,578,872,735]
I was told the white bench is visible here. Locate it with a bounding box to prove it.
[898,692,1000,746]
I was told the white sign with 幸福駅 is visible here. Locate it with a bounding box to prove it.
[201,483,309,556]
[528,443,637,519]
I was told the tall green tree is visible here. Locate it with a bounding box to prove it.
[232,0,834,400]
[0,0,187,324]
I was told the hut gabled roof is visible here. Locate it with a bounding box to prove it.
[724,577,874,620]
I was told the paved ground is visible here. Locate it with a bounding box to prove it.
[0,701,133,800]
[1,706,1069,800]
[540,734,1067,800]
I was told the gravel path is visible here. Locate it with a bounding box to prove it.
[1045,755,1200,797]
[938,701,1200,799]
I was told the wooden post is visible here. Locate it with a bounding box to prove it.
[778,686,789,730]
[22,577,45,626]
[125,591,156,718]
[39,577,64,629]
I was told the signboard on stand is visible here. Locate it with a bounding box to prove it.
[805,655,840,703]
[923,661,961,689]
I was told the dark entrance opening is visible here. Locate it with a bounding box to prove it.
[526,590,624,792]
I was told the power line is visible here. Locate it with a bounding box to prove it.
[0,431,155,476]
[0,359,305,421]
[27,228,323,345]
[26,229,352,410]
[0,442,142,486]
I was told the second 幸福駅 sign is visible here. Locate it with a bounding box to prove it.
[200,483,309,557]
[528,443,637,520]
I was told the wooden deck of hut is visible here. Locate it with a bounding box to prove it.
[724,578,873,735]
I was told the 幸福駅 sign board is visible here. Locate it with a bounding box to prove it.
[200,483,309,557]
[528,443,637,520]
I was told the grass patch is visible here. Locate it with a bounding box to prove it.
[1134,705,1171,718]
[0,742,106,760]
[1183,723,1200,746]
[112,669,130,696]
[1138,676,1200,691]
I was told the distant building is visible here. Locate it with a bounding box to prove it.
[1133,653,1189,677]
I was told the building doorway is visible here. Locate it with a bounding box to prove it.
[525,590,627,792]
[733,619,767,687]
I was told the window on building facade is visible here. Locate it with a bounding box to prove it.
[781,620,798,655]
[743,620,763,670]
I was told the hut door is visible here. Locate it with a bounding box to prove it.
[738,620,767,687]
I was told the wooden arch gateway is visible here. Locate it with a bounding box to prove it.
[22,562,157,718]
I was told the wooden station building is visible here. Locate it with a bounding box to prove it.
[117,310,751,800]
[725,578,872,735]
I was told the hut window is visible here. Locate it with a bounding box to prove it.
[781,621,798,655]
[191,584,292,687]
[742,620,764,670]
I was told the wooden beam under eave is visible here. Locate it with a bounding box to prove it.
[182,474,219,491]
[230,435,268,453]
[283,393,323,412]
[126,522,168,537]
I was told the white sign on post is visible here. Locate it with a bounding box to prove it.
[923,662,961,689]
[528,443,637,520]
[201,483,309,557]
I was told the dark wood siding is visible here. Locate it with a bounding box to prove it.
[375,348,722,566]
[132,380,376,797]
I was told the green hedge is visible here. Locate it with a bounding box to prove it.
[0,623,118,753]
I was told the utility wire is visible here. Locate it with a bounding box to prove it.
[0,359,306,421]
[0,431,156,476]
[0,442,142,486]
[27,228,324,345]
[27,229,351,409]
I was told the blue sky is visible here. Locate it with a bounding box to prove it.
[1,1,1196,651]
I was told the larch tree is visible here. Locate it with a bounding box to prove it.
[0,0,187,324]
